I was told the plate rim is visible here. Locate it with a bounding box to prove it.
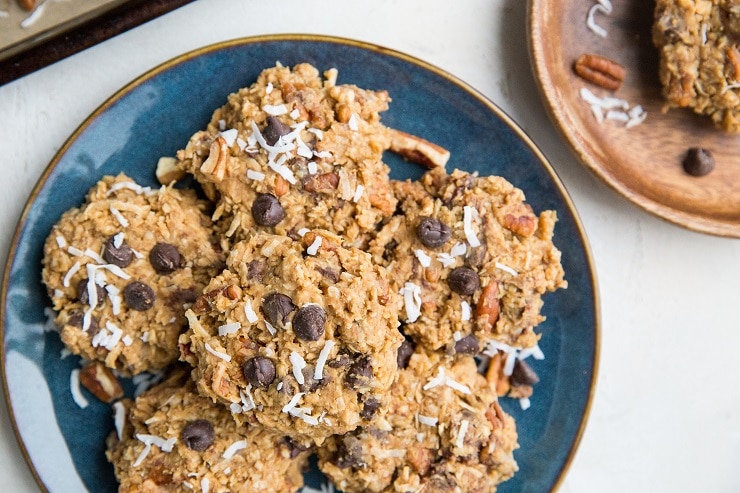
[0,33,601,493]
[527,0,740,238]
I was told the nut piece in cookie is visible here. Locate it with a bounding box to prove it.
[369,167,566,354]
[41,174,225,375]
[318,350,519,493]
[179,231,403,442]
[175,63,398,247]
[106,369,312,493]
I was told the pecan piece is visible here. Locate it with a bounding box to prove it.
[475,282,500,331]
[274,175,289,197]
[574,53,626,91]
[200,136,229,182]
[303,172,339,193]
[17,0,36,11]
[78,361,124,403]
[485,353,510,397]
[389,128,450,169]
[155,156,186,185]
[407,445,433,475]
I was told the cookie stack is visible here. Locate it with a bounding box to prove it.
[41,63,566,492]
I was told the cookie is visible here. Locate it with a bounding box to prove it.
[653,0,740,132]
[106,369,311,493]
[179,230,403,442]
[176,62,397,248]
[369,167,566,353]
[317,350,519,493]
[41,174,224,375]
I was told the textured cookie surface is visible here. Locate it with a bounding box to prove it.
[653,0,740,131]
[318,350,518,493]
[41,174,224,375]
[106,370,311,493]
[176,62,397,247]
[180,231,403,442]
[369,167,566,354]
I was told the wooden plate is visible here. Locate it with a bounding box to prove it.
[528,0,740,237]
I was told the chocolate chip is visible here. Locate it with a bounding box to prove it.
[317,267,339,283]
[511,359,540,386]
[292,304,326,341]
[300,365,329,392]
[282,437,312,458]
[396,339,415,370]
[170,287,199,305]
[123,281,155,311]
[252,193,285,227]
[682,148,715,177]
[180,420,214,451]
[242,356,276,387]
[447,267,480,296]
[328,353,351,368]
[416,217,451,248]
[336,435,364,469]
[68,311,99,334]
[103,236,133,267]
[454,334,479,355]
[263,116,292,146]
[149,243,182,274]
[345,356,372,389]
[76,279,105,307]
[360,397,381,420]
[247,259,267,281]
[262,293,295,328]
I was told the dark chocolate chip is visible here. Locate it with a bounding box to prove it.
[149,243,182,274]
[447,267,480,296]
[103,236,133,267]
[242,356,276,387]
[247,259,267,281]
[360,397,381,420]
[68,311,99,334]
[328,353,352,368]
[345,356,372,389]
[252,193,285,227]
[416,217,451,248]
[292,304,326,341]
[262,116,292,146]
[262,293,295,328]
[282,437,312,458]
[123,281,155,311]
[300,365,329,392]
[454,334,479,355]
[511,359,540,386]
[76,278,105,307]
[336,435,364,469]
[317,267,340,283]
[396,339,415,370]
[180,419,214,451]
[170,287,199,305]
[682,148,715,177]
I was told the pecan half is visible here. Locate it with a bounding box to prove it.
[475,282,500,331]
[78,361,124,403]
[200,136,229,182]
[574,53,626,91]
[389,129,450,169]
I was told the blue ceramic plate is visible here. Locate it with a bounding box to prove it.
[1,35,599,493]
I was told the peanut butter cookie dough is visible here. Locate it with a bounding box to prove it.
[318,349,518,493]
[369,167,566,354]
[41,174,225,375]
[179,231,403,442]
[106,369,311,493]
[653,0,740,132]
[176,62,397,248]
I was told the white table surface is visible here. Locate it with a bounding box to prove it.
[1,1,739,491]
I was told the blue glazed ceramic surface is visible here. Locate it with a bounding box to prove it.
[1,35,598,493]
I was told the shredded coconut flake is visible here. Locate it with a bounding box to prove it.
[247,169,265,181]
[264,320,276,335]
[307,128,324,140]
[307,161,318,175]
[263,104,288,116]
[113,401,126,440]
[495,262,519,276]
[70,369,89,409]
[244,300,258,323]
[503,350,518,376]
[218,119,226,131]
[456,419,470,448]
[290,108,301,119]
[290,351,307,385]
[415,249,432,268]
[218,322,241,336]
[109,205,129,228]
[112,232,124,248]
[56,235,67,248]
[282,392,305,414]
[418,415,438,427]
[518,344,545,361]
[306,236,322,255]
[463,206,481,247]
[586,1,612,38]
[352,184,365,203]
[297,228,310,237]
[63,261,81,287]
[222,440,248,459]
[201,477,210,493]
[348,113,359,131]
[67,246,84,257]
[314,340,335,380]
[461,301,472,321]
[204,343,231,362]
[400,282,422,323]
[519,397,532,410]
[265,82,273,94]
[220,128,238,147]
